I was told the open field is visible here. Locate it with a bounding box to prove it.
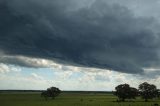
[0,92,160,106]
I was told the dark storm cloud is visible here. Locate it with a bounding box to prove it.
[0,0,160,73]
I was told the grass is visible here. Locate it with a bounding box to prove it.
[0,92,160,106]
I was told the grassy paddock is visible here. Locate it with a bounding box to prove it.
[0,92,160,106]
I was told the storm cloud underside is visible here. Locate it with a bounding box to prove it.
[0,0,160,74]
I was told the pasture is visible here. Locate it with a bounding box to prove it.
[0,92,160,106]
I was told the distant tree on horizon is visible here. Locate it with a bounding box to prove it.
[41,86,61,100]
[139,82,158,102]
[114,83,138,102]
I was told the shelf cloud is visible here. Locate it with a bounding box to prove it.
[0,0,160,74]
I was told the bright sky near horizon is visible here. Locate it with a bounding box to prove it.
[1,0,160,90]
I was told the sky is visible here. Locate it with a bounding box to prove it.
[1,0,160,91]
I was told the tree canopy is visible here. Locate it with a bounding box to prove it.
[114,84,138,102]
[139,82,158,102]
[114,82,160,102]
[41,86,61,100]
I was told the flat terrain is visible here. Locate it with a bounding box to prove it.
[0,92,160,106]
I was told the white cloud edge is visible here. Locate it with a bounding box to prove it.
[0,55,160,90]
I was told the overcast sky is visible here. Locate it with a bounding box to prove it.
[1,0,160,90]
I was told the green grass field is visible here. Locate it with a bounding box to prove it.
[0,92,160,106]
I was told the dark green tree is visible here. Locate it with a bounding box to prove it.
[155,89,160,98]
[41,91,49,100]
[129,87,139,99]
[47,87,61,99]
[114,84,138,102]
[139,82,158,102]
[41,86,61,100]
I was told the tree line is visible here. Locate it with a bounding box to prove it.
[41,82,160,102]
[114,82,160,102]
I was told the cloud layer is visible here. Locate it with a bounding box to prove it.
[0,0,160,74]
[1,67,160,91]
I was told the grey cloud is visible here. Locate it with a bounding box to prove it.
[0,55,49,68]
[0,0,160,74]
[104,0,160,18]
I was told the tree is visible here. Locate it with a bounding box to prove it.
[47,87,61,99]
[139,82,158,102]
[41,91,49,100]
[114,84,138,102]
[129,87,139,99]
[155,89,160,98]
[41,86,61,100]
